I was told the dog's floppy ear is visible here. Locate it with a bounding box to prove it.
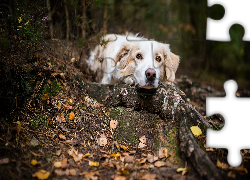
[115,44,132,69]
[165,51,180,82]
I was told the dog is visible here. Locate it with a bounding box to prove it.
[86,34,180,89]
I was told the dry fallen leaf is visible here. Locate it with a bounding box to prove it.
[147,154,158,163]
[154,161,167,167]
[141,173,157,180]
[158,148,169,159]
[69,112,75,120]
[56,113,66,123]
[83,153,91,158]
[98,134,107,146]
[32,169,50,180]
[59,134,66,140]
[61,158,68,169]
[216,160,229,170]
[0,158,9,165]
[190,126,202,137]
[80,171,98,180]
[124,156,135,163]
[54,161,62,168]
[114,141,120,149]
[110,120,118,129]
[138,135,147,148]
[113,175,126,180]
[31,159,38,166]
[89,161,99,167]
[41,93,49,101]
[110,152,120,160]
[120,144,128,150]
[16,121,21,134]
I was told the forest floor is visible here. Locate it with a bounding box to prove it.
[1,40,250,180]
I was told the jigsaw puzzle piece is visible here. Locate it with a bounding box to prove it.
[207,0,250,41]
[206,80,250,167]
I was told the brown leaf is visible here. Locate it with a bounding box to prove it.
[120,144,128,150]
[113,175,126,180]
[147,154,158,163]
[56,113,66,123]
[98,134,107,146]
[154,161,167,167]
[110,120,118,129]
[158,148,169,159]
[59,134,66,140]
[138,136,147,148]
[61,158,68,169]
[124,156,135,163]
[80,171,98,180]
[114,141,120,149]
[54,161,62,168]
[141,173,156,180]
[65,139,78,145]
[0,158,9,165]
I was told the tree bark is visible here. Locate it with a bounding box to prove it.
[82,0,86,38]
[102,0,108,34]
[63,0,70,40]
[46,0,54,39]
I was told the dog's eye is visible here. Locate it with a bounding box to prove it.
[155,56,161,62]
[136,53,142,59]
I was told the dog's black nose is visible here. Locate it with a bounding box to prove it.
[145,68,156,81]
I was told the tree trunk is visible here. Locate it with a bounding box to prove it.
[64,0,70,40]
[82,0,86,38]
[46,0,54,39]
[102,0,108,34]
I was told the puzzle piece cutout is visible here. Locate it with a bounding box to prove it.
[207,0,250,41]
[206,80,250,167]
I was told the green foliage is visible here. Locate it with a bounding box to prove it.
[36,114,49,127]
[30,119,38,127]
[42,79,61,97]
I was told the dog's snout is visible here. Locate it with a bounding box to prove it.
[145,68,156,81]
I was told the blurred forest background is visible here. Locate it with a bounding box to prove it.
[1,0,250,89]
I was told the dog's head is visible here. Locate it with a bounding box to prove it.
[113,41,180,89]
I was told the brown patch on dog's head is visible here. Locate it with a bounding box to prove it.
[165,50,180,82]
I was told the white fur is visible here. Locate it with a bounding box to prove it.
[86,34,180,89]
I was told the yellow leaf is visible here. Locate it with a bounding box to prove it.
[18,17,22,23]
[190,126,202,137]
[16,121,21,134]
[31,159,38,166]
[89,161,99,167]
[110,152,120,160]
[32,169,50,180]
[176,167,186,172]
[69,112,75,120]
[120,145,128,150]
[216,160,229,170]
[41,93,49,101]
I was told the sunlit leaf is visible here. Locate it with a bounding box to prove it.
[190,126,202,137]
[98,134,107,146]
[89,161,99,167]
[176,167,186,172]
[110,120,118,129]
[32,169,50,180]
[69,112,75,120]
[54,161,62,168]
[41,93,49,101]
[31,159,38,166]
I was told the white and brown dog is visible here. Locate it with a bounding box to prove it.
[86,34,180,89]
